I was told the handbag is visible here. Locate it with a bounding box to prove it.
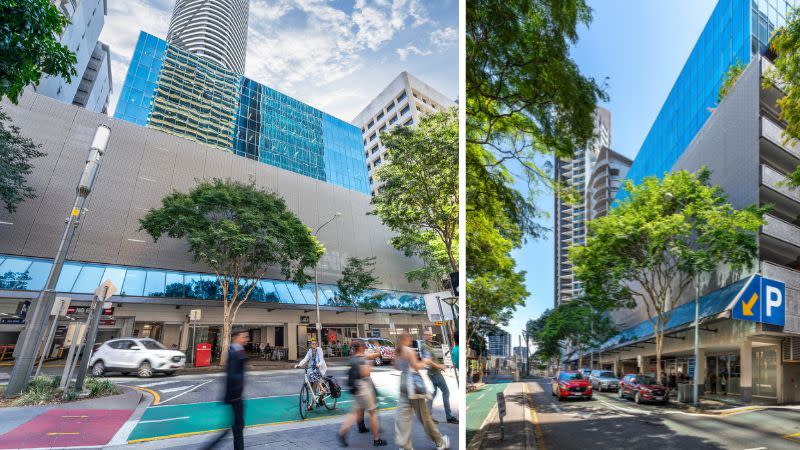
[406,370,430,400]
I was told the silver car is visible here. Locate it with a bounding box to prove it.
[589,370,620,392]
[89,338,186,377]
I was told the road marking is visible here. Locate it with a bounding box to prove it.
[525,382,546,450]
[139,416,191,424]
[131,386,161,405]
[160,384,197,393]
[61,415,89,418]
[784,432,800,443]
[138,379,187,388]
[47,432,80,435]
[744,447,768,450]
[159,379,214,405]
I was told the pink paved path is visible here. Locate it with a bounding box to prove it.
[0,409,132,449]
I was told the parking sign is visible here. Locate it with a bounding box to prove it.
[731,275,785,326]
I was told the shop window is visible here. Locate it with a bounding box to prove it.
[122,268,147,296]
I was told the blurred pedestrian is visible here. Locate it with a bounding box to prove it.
[205,329,248,450]
[394,333,449,450]
[421,330,457,424]
[338,340,386,447]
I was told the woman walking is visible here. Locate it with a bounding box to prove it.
[394,333,449,450]
[295,339,327,408]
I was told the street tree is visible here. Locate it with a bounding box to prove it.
[0,109,44,213]
[372,109,458,285]
[570,168,767,383]
[0,0,77,104]
[336,257,384,337]
[140,179,323,365]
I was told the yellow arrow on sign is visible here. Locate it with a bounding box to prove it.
[742,292,758,316]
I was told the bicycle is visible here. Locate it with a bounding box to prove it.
[298,367,337,419]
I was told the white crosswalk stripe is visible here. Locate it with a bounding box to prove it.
[160,384,197,393]
[138,379,185,388]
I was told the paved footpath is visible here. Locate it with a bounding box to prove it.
[467,380,536,450]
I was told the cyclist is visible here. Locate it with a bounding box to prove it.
[295,339,327,406]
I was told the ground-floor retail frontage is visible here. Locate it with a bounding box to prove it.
[0,297,435,364]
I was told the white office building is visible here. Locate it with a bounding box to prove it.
[352,72,455,196]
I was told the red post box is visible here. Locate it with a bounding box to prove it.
[195,343,212,367]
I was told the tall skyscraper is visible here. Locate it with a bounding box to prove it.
[587,147,631,220]
[166,0,249,73]
[115,32,369,194]
[553,107,611,307]
[352,72,455,196]
[488,331,511,358]
[32,0,112,113]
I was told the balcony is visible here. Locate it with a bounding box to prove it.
[761,214,800,266]
[760,164,800,221]
[760,117,800,174]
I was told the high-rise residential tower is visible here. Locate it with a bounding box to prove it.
[553,107,611,307]
[166,0,249,73]
[352,72,455,196]
[32,0,112,113]
[587,147,632,220]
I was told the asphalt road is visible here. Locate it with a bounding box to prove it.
[528,377,800,450]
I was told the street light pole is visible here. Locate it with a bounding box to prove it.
[5,125,110,397]
[313,212,341,346]
[693,275,701,407]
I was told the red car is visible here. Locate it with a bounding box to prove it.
[618,374,669,404]
[551,371,593,400]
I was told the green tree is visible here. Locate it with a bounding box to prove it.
[336,257,384,337]
[0,0,77,104]
[718,61,746,103]
[569,168,767,382]
[372,109,458,286]
[139,179,323,365]
[0,109,45,213]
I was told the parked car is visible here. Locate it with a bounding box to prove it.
[589,370,620,392]
[551,370,593,401]
[351,337,395,366]
[88,338,186,377]
[618,374,669,404]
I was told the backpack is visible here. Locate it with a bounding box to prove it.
[347,361,359,393]
[325,375,342,398]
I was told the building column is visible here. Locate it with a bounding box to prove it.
[636,354,643,374]
[288,323,298,361]
[179,315,190,352]
[740,340,752,403]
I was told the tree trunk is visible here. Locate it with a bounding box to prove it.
[355,306,359,338]
[220,322,231,368]
[444,240,457,273]
[654,321,663,385]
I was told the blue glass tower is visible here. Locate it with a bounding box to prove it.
[115,31,370,195]
[620,0,798,197]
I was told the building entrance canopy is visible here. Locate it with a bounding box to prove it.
[596,277,751,352]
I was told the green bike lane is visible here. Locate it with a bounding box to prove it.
[128,390,397,443]
[466,381,510,445]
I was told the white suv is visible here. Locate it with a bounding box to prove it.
[89,338,186,377]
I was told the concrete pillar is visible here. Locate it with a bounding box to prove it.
[612,358,619,377]
[636,354,643,374]
[740,340,752,403]
[288,323,298,360]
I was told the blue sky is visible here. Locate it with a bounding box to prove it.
[99,0,457,122]
[501,0,718,339]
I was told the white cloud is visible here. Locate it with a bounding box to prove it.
[430,26,457,49]
[396,45,431,61]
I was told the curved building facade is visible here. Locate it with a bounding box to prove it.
[166,0,248,73]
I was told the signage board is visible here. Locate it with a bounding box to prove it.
[15,301,31,319]
[0,318,24,325]
[731,275,785,326]
[189,309,202,321]
[66,306,114,316]
[497,392,506,417]
[99,319,117,326]
[442,344,452,366]
[53,297,71,316]
[300,316,310,324]
[371,328,381,338]
[434,321,445,326]
[423,291,455,322]
[688,357,695,379]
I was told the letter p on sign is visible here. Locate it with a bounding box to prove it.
[760,278,786,326]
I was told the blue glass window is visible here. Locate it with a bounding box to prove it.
[400,104,410,116]
[144,270,166,297]
[72,265,105,293]
[274,282,295,303]
[164,272,185,297]
[22,261,52,291]
[55,263,82,292]
[122,268,146,296]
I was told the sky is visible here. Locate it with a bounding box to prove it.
[98,0,458,122]
[501,0,719,340]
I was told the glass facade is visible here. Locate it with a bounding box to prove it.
[620,0,798,198]
[0,254,425,311]
[114,32,369,194]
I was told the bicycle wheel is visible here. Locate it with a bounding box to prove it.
[299,384,311,419]
[322,384,337,410]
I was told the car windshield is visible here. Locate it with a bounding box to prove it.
[560,372,583,381]
[140,340,166,350]
[368,340,382,346]
[599,371,615,378]
[637,376,657,385]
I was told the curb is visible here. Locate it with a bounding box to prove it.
[107,386,154,446]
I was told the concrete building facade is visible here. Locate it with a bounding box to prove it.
[0,93,431,362]
[33,0,112,114]
[351,72,455,196]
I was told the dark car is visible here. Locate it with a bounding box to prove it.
[551,371,593,401]
[589,370,620,392]
[618,374,669,404]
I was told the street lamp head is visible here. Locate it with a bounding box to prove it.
[91,125,111,154]
[664,192,675,201]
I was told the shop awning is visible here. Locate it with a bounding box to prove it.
[595,276,750,353]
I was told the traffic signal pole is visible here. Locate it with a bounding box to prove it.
[5,125,110,397]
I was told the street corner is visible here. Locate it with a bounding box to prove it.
[0,408,133,449]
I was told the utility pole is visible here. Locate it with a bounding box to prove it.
[5,125,111,397]
[74,282,115,391]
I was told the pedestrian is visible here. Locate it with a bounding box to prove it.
[295,339,327,407]
[338,340,387,447]
[451,331,459,386]
[205,329,248,450]
[394,333,449,450]
[708,372,717,394]
[720,372,727,395]
[420,330,458,424]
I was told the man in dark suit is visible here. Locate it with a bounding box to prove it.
[206,329,248,450]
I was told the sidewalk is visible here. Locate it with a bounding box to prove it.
[467,381,536,450]
[0,386,147,449]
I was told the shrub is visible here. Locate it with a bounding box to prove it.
[85,378,119,398]
[12,376,59,406]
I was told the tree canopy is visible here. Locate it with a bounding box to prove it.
[0,109,44,213]
[139,179,323,364]
[569,168,767,381]
[372,108,458,288]
[336,256,384,335]
[0,0,77,104]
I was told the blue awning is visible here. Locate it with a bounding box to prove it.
[596,277,750,352]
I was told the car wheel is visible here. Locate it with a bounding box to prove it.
[91,360,105,377]
[164,371,176,376]
[635,391,642,404]
[138,361,153,378]
[557,395,564,401]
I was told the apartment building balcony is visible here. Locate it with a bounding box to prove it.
[760,116,800,175]
[760,213,800,267]
[760,164,800,221]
